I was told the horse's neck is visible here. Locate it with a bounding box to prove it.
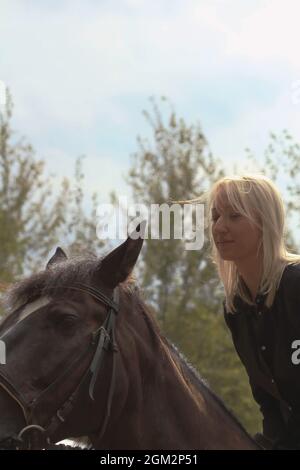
[159,341,207,412]
[92,337,257,450]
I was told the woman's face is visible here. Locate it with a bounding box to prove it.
[211,191,262,263]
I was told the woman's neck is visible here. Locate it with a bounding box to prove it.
[235,258,263,301]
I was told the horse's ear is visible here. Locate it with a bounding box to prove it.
[93,220,146,289]
[46,247,68,269]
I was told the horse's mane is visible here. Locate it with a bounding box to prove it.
[164,340,254,439]
[2,254,136,314]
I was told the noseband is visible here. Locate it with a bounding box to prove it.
[0,283,119,449]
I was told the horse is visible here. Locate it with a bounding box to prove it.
[0,224,259,450]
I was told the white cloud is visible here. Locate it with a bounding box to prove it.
[209,85,300,171]
[224,0,300,69]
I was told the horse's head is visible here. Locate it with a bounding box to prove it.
[0,222,146,449]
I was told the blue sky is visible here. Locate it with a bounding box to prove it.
[1,0,300,205]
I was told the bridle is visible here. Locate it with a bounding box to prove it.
[0,282,120,450]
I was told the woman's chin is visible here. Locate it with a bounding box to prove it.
[218,253,236,261]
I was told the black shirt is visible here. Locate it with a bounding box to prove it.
[223,263,300,448]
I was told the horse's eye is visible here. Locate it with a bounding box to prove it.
[55,314,80,336]
[50,310,80,330]
[61,314,79,325]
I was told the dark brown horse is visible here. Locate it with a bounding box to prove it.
[0,226,259,450]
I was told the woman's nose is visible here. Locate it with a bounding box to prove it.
[213,217,229,233]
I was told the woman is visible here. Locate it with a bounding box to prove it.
[207,174,300,450]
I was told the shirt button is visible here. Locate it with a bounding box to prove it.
[258,311,262,316]
[261,345,266,351]
[271,379,275,384]
[288,406,292,411]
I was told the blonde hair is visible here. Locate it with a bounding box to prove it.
[180,174,300,312]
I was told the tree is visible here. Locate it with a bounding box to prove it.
[244,129,300,251]
[127,97,225,322]
[61,155,106,257]
[0,88,105,285]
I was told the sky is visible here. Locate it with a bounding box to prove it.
[1,0,300,207]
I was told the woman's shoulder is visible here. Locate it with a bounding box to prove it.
[281,262,300,285]
[278,262,300,299]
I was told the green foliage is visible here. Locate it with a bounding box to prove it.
[0,89,104,286]
[61,155,105,257]
[127,97,225,320]
[0,89,65,281]
[245,129,300,251]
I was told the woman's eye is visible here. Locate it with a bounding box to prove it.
[211,214,240,222]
